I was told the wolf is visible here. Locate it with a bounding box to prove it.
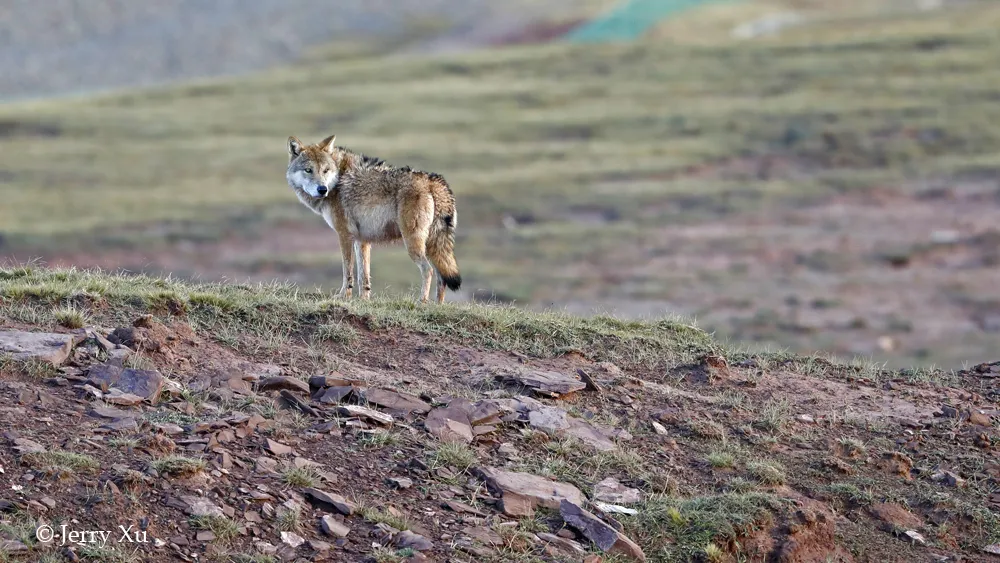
[285,134,461,303]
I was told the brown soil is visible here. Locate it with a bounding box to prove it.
[1,303,998,562]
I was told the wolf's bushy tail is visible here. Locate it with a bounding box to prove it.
[427,211,461,291]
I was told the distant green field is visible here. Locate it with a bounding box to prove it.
[2,2,999,368]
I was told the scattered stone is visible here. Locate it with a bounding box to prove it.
[11,437,46,454]
[462,526,503,546]
[425,402,474,443]
[796,414,815,424]
[469,401,503,426]
[179,496,225,518]
[308,539,331,552]
[317,386,354,404]
[576,368,603,394]
[255,457,278,473]
[309,374,363,390]
[594,501,638,516]
[39,496,57,510]
[196,531,216,542]
[0,330,75,366]
[265,439,293,456]
[104,391,145,407]
[338,405,394,426]
[565,418,617,452]
[394,530,434,551]
[304,488,356,515]
[984,544,1000,555]
[904,530,926,546]
[320,515,351,538]
[560,500,646,562]
[651,421,669,436]
[443,500,486,517]
[497,370,587,398]
[931,470,966,488]
[280,531,306,548]
[255,542,277,555]
[113,368,165,404]
[258,376,310,394]
[86,363,123,391]
[593,477,642,505]
[279,390,319,417]
[88,404,134,419]
[477,467,584,517]
[528,406,570,433]
[361,388,432,415]
[537,532,587,554]
[386,477,414,490]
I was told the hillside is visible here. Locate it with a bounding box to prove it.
[0,0,609,102]
[0,266,998,562]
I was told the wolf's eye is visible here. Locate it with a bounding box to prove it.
[322,168,329,174]
[304,167,313,174]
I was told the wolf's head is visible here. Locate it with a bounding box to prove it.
[286,134,341,198]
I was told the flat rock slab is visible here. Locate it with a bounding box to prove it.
[594,477,642,505]
[303,488,357,516]
[560,500,646,561]
[497,370,587,398]
[360,388,431,415]
[426,401,475,444]
[179,496,224,518]
[477,467,583,517]
[113,369,165,404]
[320,515,351,538]
[0,331,75,366]
[338,405,393,426]
[258,376,310,394]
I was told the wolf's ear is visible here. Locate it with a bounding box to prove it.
[288,136,303,160]
[319,134,337,154]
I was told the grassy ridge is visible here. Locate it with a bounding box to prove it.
[0,265,716,371]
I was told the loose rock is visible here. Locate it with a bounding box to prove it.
[0,331,75,366]
[320,515,350,538]
[497,370,587,398]
[304,488,356,515]
[593,477,642,505]
[560,500,646,562]
[258,376,310,394]
[394,530,434,551]
[477,467,584,517]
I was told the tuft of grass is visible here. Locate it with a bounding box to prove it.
[624,492,785,561]
[755,399,792,434]
[315,321,358,345]
[53,305,88,329]
[22,450,100,473]
[281,466,320,489]
[0,355,58,379]
[75,545,143,562]
[189,515,240,542]
[358,430,402,450]
[838,436,867,457]
[746,460,786,486]
[229,555,279,563]
[703,543,725,563]
[359,504,411,532]
[107,435,140,450]
[688,419,727,442]
[0,511,39,548]
[706,451,736,469]
[828,482,875,507]
[150,455,207,477]
[276,506,302,532]
[430,442,477,471]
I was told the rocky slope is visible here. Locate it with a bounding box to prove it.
[0,266,998,562]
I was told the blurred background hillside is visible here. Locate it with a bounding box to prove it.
[1,0,998,370]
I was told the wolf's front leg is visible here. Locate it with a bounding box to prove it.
[336,231,355,298]
[355,241,372,301]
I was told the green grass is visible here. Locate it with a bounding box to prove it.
[430,442,478,471]
[281,466,320,488]
[622,492,786,562]
[189,515,240,542]
[0,266,714,370]
[21,450,100,473]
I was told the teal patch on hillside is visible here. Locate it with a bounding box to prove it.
[565,0,738,42]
